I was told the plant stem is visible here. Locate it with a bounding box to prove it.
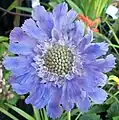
[68,111,71,120]
[0,107,19,120]
[33,106,41,120]
[75,113,81,120]
[43,108,48,120]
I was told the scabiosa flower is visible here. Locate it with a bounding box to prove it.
[3,3,115,118]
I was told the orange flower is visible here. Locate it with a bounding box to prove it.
[77,14,101,32]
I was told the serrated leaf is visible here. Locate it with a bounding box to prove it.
[107,102,119,120]
[79,113,101,120]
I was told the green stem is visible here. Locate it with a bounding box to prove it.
[43,108,48,120]
[106,21,119,45]
[0,107,19,120]
[75,113,81,120]
[68,111,71,120]
[33,106,41,120]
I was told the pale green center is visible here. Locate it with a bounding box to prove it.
[43,45,74,75]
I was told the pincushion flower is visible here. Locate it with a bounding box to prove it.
[3,3,115,118]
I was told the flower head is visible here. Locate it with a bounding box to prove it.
[3,3,115,118]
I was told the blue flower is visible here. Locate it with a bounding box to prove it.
[3,3,115,118]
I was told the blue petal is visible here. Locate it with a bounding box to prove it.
[68,21,85,45]
[88,88,107,104]
[77,76,97,92]
[21,18,48,40]
[8,43,34,55]
[10,27,37,48]
[32,5,53,37]
[3,56,32,70]
[83,64,107,87]
[47,86,62,119]
[25,83,51,109]
[53,3,68,30]
[67,9,77,24]
[53,3,68,20]
[3,56,34,76]
[78,29,93,52]
[76,95,91,112]
[61,82,74,111]
[93,54,116,72]
[9,72,37,94]
[83,42,108,58]
[61,78,85,111]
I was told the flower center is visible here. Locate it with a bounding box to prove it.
[43,45,74,75]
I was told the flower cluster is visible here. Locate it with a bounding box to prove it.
[3,3,115,118]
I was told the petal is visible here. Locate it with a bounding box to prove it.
[94,54,116,72]
[77,76,97,92]
[67,9,77,24]
[76,95,91,112]
[3,56,34,76]
[61,82,74,111]
[11,66,34,76]
[68,21,85,44]
[47,86,62,119]
[10,27,37,48]
[32,5,53,37]
[78,29,93,52]
[61,78,85,111]
[53,3,68,30]
[3,56,32,70]
[88,88,107,104]
[25,83,51,109]
[84,64,107,87]
[53,3,68,20]
[9,72,37,94]
[83,42,108,58]
[8,43,34,55]
[21,18,48,40]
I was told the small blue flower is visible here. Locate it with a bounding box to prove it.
[3,3,115,118]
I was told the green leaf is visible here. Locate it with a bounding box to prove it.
[56,0,64,3]
[5,103,35,120]
[88,104,108,114]
[113,116,119,120]
[0,43,7,57]
[107,102,119,120]
[33,107,41,120]
[7,94,19,105]
[66,0,83,14]
[0,36,8,42]
[49,1,58,8]
[0,107,19,120]
[79,113,101,120]
[15,6,32,13]
[7,0,17,11]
